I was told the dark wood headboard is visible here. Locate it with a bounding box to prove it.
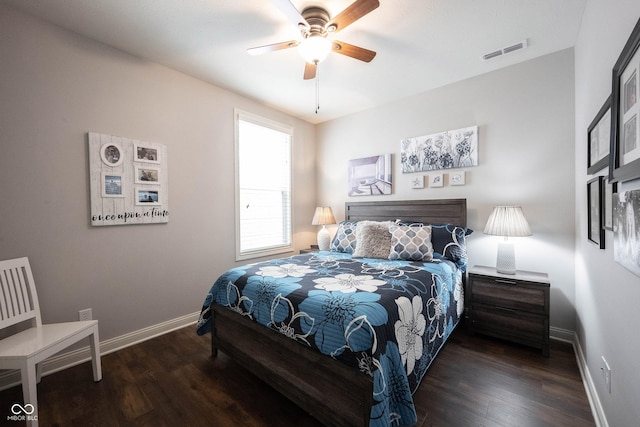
[345,198,467,227]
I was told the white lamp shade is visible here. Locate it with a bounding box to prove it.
[312,206,336,226]
[484,206,532,237]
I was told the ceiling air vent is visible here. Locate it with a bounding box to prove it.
[482,50,503,60]
[503,40,528,54]
[483,39,528,60]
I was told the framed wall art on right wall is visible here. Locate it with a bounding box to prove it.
[587,176,605,249]
[613,190,640,276]
[587,95,611,174]
[610,18,640,183]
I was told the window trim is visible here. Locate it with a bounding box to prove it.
[234,108,294,261]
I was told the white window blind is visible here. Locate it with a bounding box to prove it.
[235,109,293,260]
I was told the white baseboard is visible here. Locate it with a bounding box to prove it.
[0,311,200,392]
[551,326,608,427]
[549,325,574,343]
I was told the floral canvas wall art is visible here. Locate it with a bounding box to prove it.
[400,125,478,173]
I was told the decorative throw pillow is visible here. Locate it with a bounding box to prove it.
[398,222,472,267]
[330,221,358,253]
[389,225,433,261]
[430,224,473,269]
[353,221,393,258]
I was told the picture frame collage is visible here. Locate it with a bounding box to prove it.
[588,18,640,277]
[88,132,169,226]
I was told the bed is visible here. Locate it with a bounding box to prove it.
[196,199,471,426]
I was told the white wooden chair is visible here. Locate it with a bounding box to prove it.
[0,257,102,427]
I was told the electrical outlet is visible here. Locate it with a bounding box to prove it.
[79,308,92,321]
[601,356,611,394]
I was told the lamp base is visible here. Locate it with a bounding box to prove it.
[496,241,516,274]
[317,226,330,251]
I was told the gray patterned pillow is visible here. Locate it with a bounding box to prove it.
[353,221,393,258]
[330,221,358,253]
[389,225,433,261]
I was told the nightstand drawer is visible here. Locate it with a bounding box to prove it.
[472,304,546,338]
[471,279,546,314]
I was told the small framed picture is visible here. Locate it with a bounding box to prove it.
[102,173,124,198]
[449,171,466,186]
[135,166,160,184]
[429,173,444,188]
[587,96,611,174]
[136,188,160,205]
[587,176,605,248]
[134,143,160,164]
[347,154,392,196]
[100,143,123,167]
[603,177,617,230]
[411,176,424,189]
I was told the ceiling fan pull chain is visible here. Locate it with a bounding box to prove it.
[315,61,320,114]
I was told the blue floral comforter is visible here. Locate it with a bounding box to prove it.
[196,251,464,427]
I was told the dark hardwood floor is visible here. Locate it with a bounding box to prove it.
[0,325,595,427]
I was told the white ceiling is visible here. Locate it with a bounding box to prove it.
[5,0,586,124]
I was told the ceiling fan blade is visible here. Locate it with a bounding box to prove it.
[332,41,376,62]
[247,40,299,56]
[303,62,317,80]
[272,0,309,29]
[326,0,380,34]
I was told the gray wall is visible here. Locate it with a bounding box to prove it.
[316,49,577,332]
[0,5,317,341]
[574,1,640,426]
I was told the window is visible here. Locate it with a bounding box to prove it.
[235,109,293,260]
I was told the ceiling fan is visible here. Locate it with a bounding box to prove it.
[247,0,380,80]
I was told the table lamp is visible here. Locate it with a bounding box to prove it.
[312,206,336,251]
[484,206,532,274]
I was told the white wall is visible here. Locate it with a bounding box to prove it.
[0,5,317,341]
[574,1,640,426]
[317,49,577,331]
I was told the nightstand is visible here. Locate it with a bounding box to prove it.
[467,265,550,356]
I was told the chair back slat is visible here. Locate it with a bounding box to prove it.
[0,257,40,329]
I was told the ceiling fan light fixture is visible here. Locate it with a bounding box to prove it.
[298,36,332,64]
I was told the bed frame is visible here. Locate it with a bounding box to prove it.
[211,198,467,426]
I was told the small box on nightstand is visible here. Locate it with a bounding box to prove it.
[300,245,320,254]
